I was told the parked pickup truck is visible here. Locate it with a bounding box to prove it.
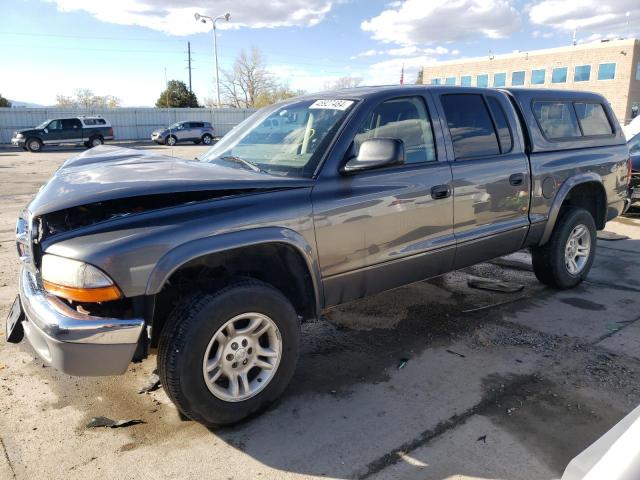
[11,116,114,152]
[6,87,632,427]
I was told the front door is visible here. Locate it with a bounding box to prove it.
[312,95,455,307]
[435,91,531,268]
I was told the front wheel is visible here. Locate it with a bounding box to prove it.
[26,138,43,152]
[531,207,597,289]
[158,280,300,427]
[165,135,177,146]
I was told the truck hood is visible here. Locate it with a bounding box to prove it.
[28,145,313,216]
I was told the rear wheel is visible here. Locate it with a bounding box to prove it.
[158,280,300,427]
[88,136,104,148]
[165,135,177,146]
[26,138,42,152]
[531,207,596,289]
[201,134,213,145]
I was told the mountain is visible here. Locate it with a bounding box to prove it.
[7,100,47,108]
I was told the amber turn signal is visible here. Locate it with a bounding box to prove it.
[43,280,122,303]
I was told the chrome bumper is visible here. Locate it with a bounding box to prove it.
[11,137,25,146]
[19,268,144,376]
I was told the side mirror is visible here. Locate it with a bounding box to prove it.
[43,128,48,134]
[342,138,404,174]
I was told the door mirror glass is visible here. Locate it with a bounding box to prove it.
[342,138,404,173]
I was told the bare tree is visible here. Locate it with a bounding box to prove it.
[221,47,275,108]
[323,76,362,90]
[56,89,121,108]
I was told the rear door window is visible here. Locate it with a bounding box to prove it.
[532,101,581,139]
[353,96,436,164]
[486,96,513,153]
[441,94,500,159]
[574,103,613,136]
[61,119,82,130]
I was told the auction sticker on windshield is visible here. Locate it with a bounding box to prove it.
[309,100,354,110]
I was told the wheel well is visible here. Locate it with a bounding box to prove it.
[150,243,316,346]
[560,182,606,229]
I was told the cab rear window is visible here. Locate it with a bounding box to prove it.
[533,100,613,140]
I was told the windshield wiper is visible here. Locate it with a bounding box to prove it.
[219,155,265,173]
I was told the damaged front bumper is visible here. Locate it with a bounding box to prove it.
[18,268,144,376]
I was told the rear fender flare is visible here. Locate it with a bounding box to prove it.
[539,172,605,245]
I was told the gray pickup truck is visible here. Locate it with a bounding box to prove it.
[6,86,632,427]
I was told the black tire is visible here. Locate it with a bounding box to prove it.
[165,135,177,146]
[26,137,43,152]
[201,134,213,145]
[158,280,300,427]
[531,207,597,289]
[88,136,104,148]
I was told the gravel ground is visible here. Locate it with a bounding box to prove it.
[1,142,640,480]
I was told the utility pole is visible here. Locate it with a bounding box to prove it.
[187,41,193,93]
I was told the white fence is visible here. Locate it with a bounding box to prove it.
[0,107,256,144]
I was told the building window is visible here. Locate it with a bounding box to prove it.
[445,76,456,86]
[511,71,525,86]
[533,101,581,140]
[493,72,506,87]
[552,67,568,83]
[431,78,441,85]
[636,63,640,81]
[531,69,546,85]
[461,75,472,86]
[574,65,591,82]
[476,74,488,87]
[598,63,616,80]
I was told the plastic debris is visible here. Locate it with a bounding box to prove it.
[446,349,466,358]
[138,370,161,394]
[398,358,409,369]
[87,416,145,429]
[597,231,629,241]
[476,435,487,443]
[467,276,524,293]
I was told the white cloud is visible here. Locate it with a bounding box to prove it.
[363,55,436,86]
[529,0,639,34]
[350,49,383,60]
[361,0,521,46]
[45,0,335,36]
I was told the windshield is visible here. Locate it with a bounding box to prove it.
[629,133,640,154]
[36,120,51,129]
[200,98,355,177]
[167,122,182,130]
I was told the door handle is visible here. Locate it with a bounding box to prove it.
[509,173,525,186]
[431,184,451,200]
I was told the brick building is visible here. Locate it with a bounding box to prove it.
[420,38,640,125]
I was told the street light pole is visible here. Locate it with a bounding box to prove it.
[195,12,230,109]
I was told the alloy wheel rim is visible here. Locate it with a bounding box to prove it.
[202,312,282,402]
[565,224,591,275]
[92,138,102,147]
[203,136,211,144]
[167,137,175,146]
[30,141,40,151]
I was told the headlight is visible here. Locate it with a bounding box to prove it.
[15,133,24,139]
[41,254,122,302]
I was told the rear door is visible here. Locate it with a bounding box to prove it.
[312,94,455,306]
[435,91,530,268]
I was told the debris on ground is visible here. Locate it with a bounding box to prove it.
[446,349,466,358]
[476,435,487,443]
[462,298,522,313]
[398,358,409,369]
[467,276,525,293]
[597,231,630,241]
[86,416,145,429]
[138,370,161,394]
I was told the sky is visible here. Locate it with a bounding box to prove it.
[0,0,638,106]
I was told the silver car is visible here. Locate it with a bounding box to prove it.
[151,121,215,146]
